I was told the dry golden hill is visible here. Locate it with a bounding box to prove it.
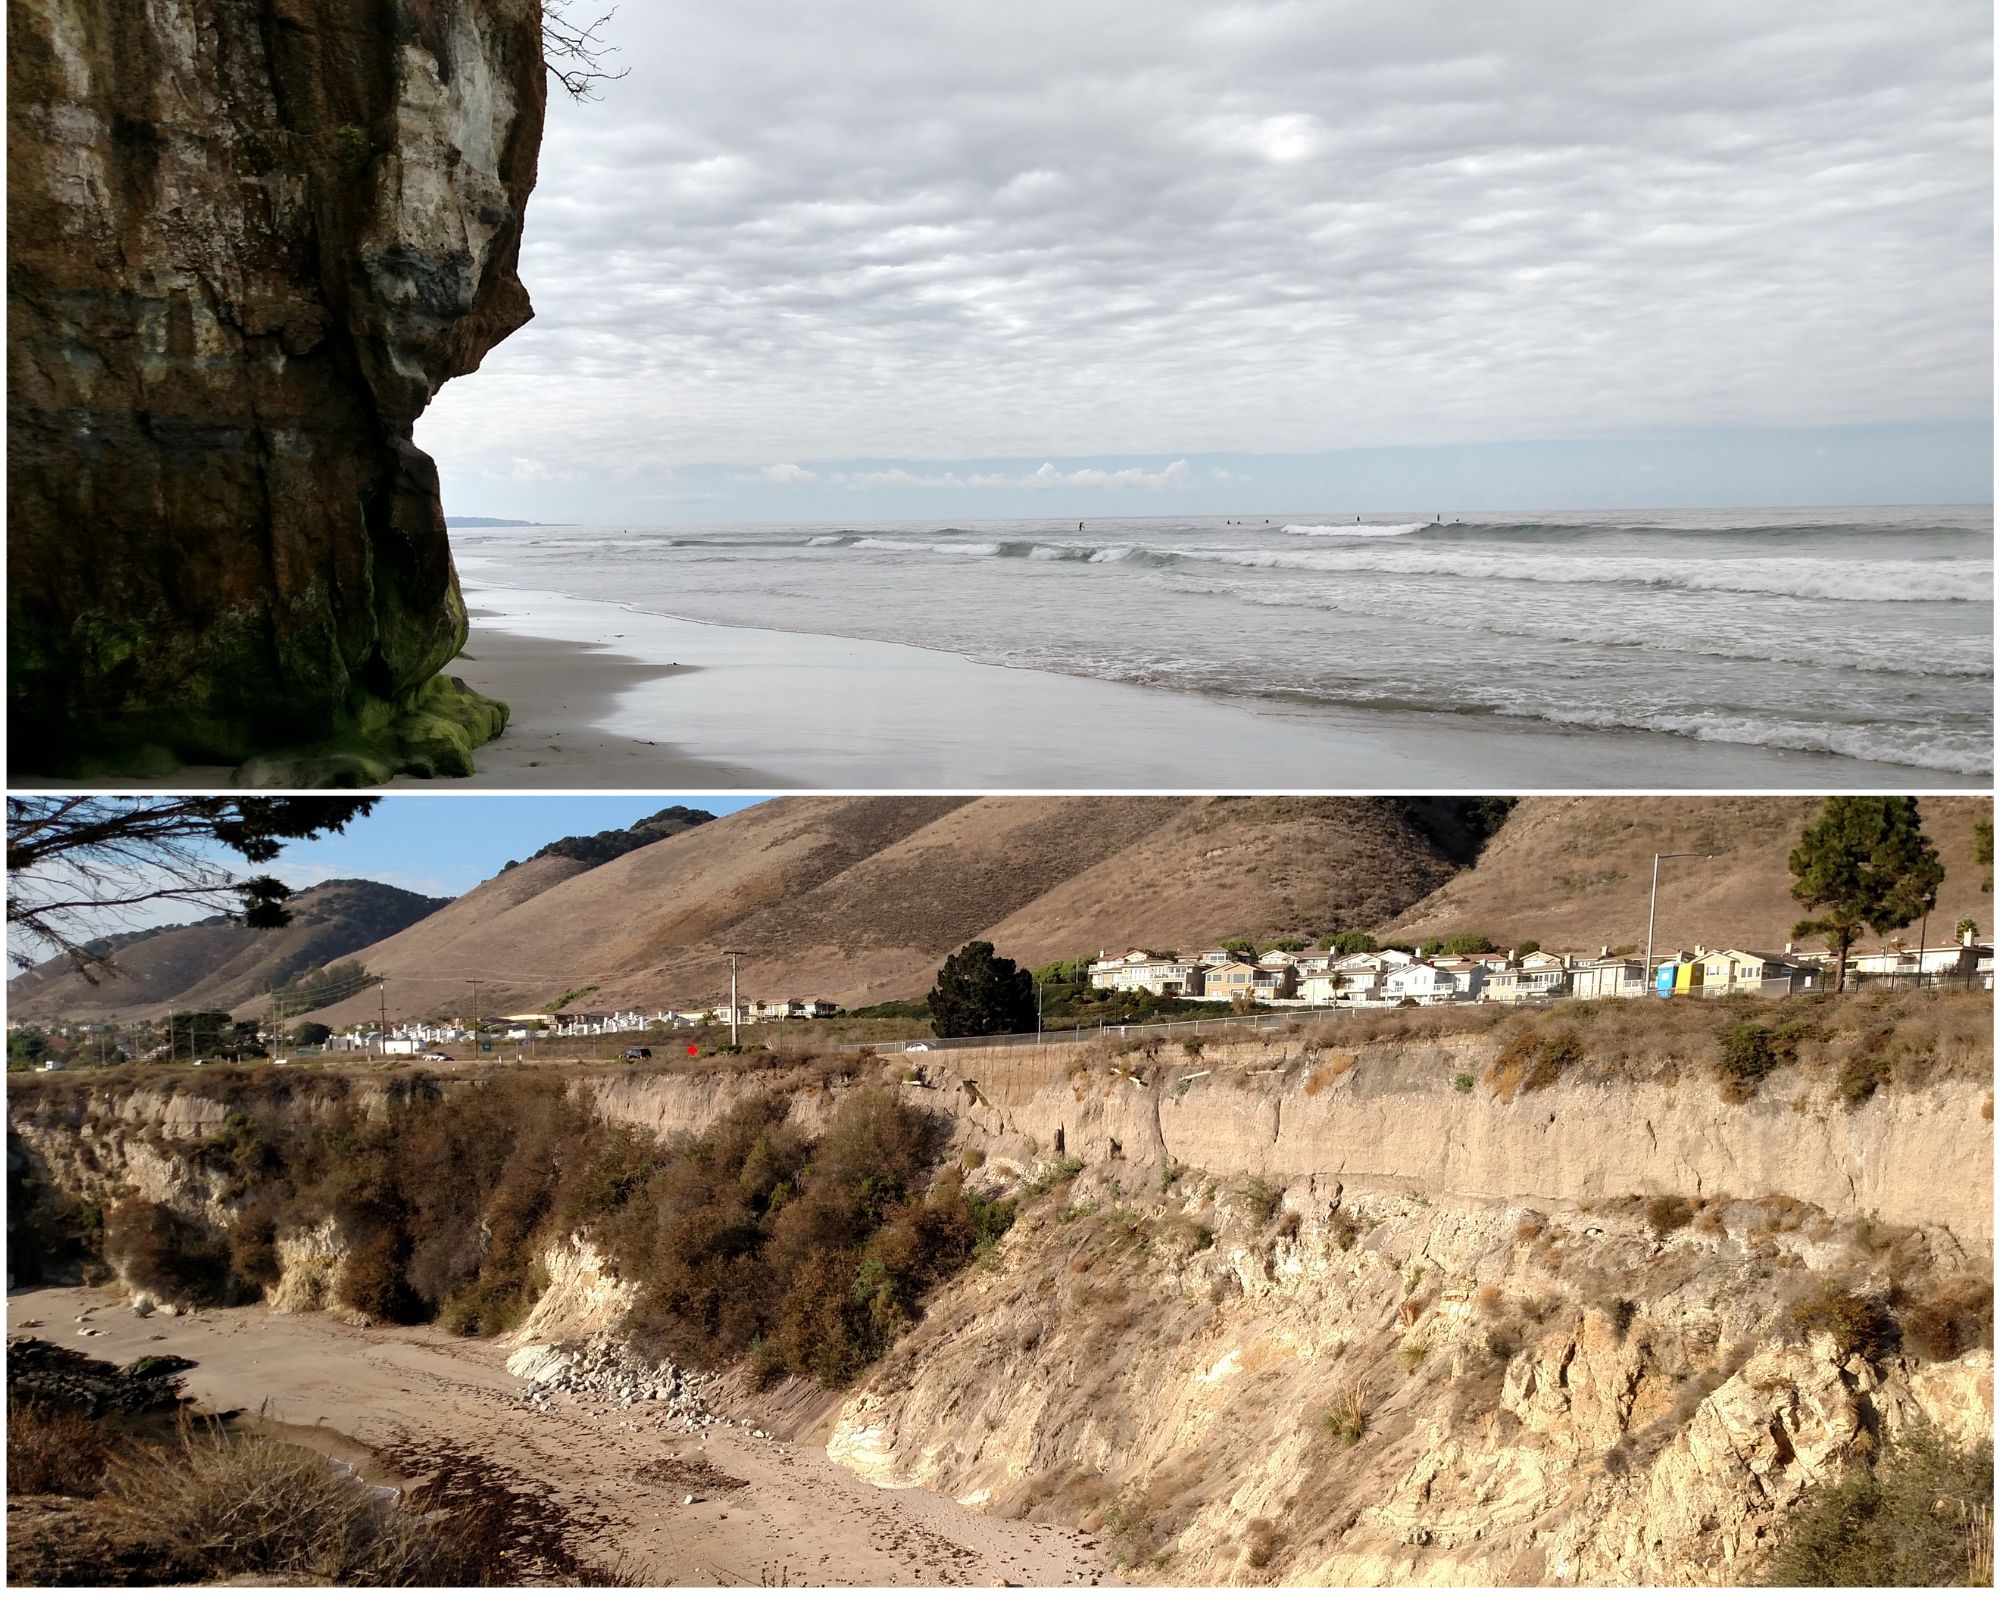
[307,797,1476,1022]
[1389,795,1993,956]
[8,880,448,1024]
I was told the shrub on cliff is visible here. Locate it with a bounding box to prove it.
[1897,1276,1995,1362]
[36,1069,1009,1389]
[1763,1425,1992,1586]
[617,1087,1003,1386]
[104,1199,234,1307]
[1714,1022,1782,1101]
[1785,1282,1899,1363]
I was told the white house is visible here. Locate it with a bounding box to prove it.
[1088,950,1209,997]
[1482,950,1573,1004]
[1571,952,1648,1001]
[1381,962,1447,1003]
[1688,949,1815,998]
[1382,957,1492,1004]
[1847,933,1992,984]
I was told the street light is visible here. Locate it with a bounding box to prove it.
[722,949,747,1047]
[1644,852,1713,998]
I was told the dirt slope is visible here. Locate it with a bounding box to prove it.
[1390,795,1993,955]
[308,797,1469,1020]
[9,881,448,1023]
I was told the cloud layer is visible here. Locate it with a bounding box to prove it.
[421,0,1991,514]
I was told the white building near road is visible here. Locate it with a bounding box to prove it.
[1088,950,1210,997]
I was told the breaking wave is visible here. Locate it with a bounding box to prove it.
[1283,522,1427,538]
[785,531,1987,601]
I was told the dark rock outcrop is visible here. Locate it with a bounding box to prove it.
[7,0,545,781]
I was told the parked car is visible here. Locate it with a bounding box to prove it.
[902,1042,933,1052]
[421,1051,454,1061]
[623,1047,652,1060]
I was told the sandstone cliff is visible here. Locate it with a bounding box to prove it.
[7,0,544,781]
[9,1020,1991,1585]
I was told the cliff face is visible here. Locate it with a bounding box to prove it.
[827,1176,1993,1586]
[10,1034,1990,1586]
[7,0,544,781]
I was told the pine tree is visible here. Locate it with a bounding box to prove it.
[1788,797,1945,992]
[926,941,1036,1038]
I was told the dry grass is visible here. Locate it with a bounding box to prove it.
[1302,1053,1356,1095]
[1486,1029,1584,1099]
[1241,1516,1281,1569]
[6,1402,121,1495]
[1318,1381,1370,1448]
[1786,1282,1900,1364]
[1643,1195,1696,1238]
[102,1423,481,1583]
[1896,1275,1995,1362]
[8,1407,526,1586]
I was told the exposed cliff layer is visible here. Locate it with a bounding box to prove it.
[828,1171,1992,1585]
[7,0,544,781]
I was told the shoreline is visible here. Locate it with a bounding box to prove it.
[12,583,1977,791]
[391,616,795,789]
[434,582,1971,789]
[6,1286,1109,1587]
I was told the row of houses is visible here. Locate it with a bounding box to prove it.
[328,998,843,1053]
[1087,932,1994,1008]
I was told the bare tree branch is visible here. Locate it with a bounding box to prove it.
[6,797,375,983]
[543,1,629,101]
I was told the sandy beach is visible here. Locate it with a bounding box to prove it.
[7,1286,1108,1587]
[398,620,791,789]
[427,583,1964,789]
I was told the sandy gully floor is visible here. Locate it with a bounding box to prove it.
[7,1287,1110,1587]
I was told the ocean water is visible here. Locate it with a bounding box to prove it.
[454,506,1994,777]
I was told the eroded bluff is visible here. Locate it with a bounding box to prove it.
[7,0,544,781]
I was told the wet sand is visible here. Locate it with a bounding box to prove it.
[432,583,1962,789]
[7,1286,1108,1587]
[397,620,792,789]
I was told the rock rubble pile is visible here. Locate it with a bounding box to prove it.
[507,1335,722,1428]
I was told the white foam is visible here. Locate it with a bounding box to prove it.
[1159,544,1991,603]
[1283,522,1427,538]
[851,536,1000,557]
[1529,704,1991,776]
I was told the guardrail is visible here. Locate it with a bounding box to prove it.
[837,1006,1366,1055]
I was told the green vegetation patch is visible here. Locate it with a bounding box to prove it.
[1763,1426,1992,1587]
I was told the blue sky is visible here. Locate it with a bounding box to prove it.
[5,798,773,971]
[269,796,769,902]
[418,1,1990,524]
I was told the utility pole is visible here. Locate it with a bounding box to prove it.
[468,978,482,1033]
[723,949,747,1047]
[1645,852,1712,998]
[378,982,388,1058]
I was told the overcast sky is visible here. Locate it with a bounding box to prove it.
[421,0,1992,521]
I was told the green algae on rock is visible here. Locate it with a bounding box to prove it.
[6,0,545,780]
